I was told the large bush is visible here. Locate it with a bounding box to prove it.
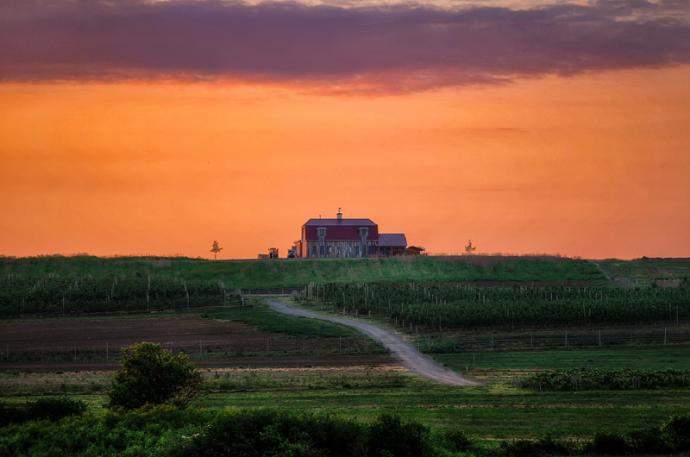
[108,342,203,410]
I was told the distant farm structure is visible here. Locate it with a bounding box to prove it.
[258,247,280,260]
[288,209,424,259]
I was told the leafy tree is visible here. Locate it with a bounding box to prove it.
[464,239,477,255]
[108,342,202,410]
[210,241,223,260]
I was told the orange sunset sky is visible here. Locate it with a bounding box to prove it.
[1,0,689,259]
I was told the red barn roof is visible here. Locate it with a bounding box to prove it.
[302,218,378,242]
[304,218,376,226]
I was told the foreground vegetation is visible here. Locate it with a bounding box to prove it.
[4,367,690,439]
[2,400,690,457]
[2,341,690,455]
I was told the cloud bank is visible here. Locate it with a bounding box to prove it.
[1,0,689,91]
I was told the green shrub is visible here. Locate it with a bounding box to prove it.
[108,342,203,410]
[0,398,86,427]
[626,428,670,454]
[25,397,86,422]
[662,415,690,452]
[169,411,435,457]
[587,432,630,455]
[439,429,472,452]
[170,411,363,457]
[0,401,26,427]
[0,405,210,457]
[367,414,434,457]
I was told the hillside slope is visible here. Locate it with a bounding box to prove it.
[1,255,606,289]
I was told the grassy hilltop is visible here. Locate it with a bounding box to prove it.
[5,255,690,317]
[1,254,606,289]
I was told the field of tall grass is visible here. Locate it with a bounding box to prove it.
[1,254,606,287]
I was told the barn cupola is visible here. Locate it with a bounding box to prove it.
[337,208,343,222]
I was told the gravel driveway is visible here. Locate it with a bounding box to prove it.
[265,297,478,386]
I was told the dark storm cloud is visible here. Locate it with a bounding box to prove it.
[1,0,689,91]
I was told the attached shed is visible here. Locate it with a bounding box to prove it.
[378,233,407,257]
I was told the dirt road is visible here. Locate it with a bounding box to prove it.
[265,297,478,386]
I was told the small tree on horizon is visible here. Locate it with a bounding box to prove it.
[210,240,223,260]
[465,240,477,255]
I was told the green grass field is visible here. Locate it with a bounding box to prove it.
[597,258,690,287]
[203,304,357,338]
[4,373,690,440]
[1,254,607,289]
[4,343,690,441]
[4,255,690,290]
[197,386,690,439]
[435,346,690,371]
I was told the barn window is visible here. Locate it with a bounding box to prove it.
[318,227,327,241]
[359,227,369,239]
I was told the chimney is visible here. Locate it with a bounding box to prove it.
[337,207,343,222]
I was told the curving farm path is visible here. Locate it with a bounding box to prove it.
[264,297,479,386]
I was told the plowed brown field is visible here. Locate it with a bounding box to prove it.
[0,316,391,371]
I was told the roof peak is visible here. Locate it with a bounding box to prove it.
[304,217,376,226]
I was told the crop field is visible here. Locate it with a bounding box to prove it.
[409,324,690,355]
[0,274,245,317]
[5,255,688,318]
[300,281,690,330]
[0,305,387,371]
